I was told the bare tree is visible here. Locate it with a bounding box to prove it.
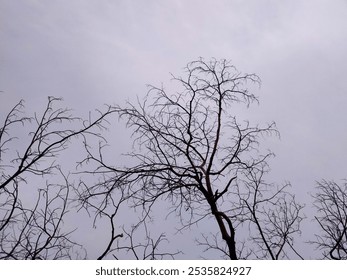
[0,169,84,259]
[312,180,347,260]
[0,97,116,259]
[236,164,304,259]
[95,58,303,259]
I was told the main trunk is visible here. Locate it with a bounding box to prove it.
[209,198,238,260]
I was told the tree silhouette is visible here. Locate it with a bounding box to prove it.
[312,180,347,259]
[0,97,116,259]
[85,58,303,259]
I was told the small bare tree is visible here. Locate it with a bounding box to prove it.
[235,164,304,259]
[312,180,347,260]
[0,169,83,259]
[0,97,116,259]
[97,58,303,259]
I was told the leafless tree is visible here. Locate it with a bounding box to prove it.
[0,169,83,259]
[96,58,304,259]
[312,180,347,260]
[0,97,116,259]
[235,164,304,259]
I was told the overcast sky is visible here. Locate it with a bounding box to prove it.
[1,0,347,259]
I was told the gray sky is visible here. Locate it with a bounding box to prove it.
[1,0,347,259]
